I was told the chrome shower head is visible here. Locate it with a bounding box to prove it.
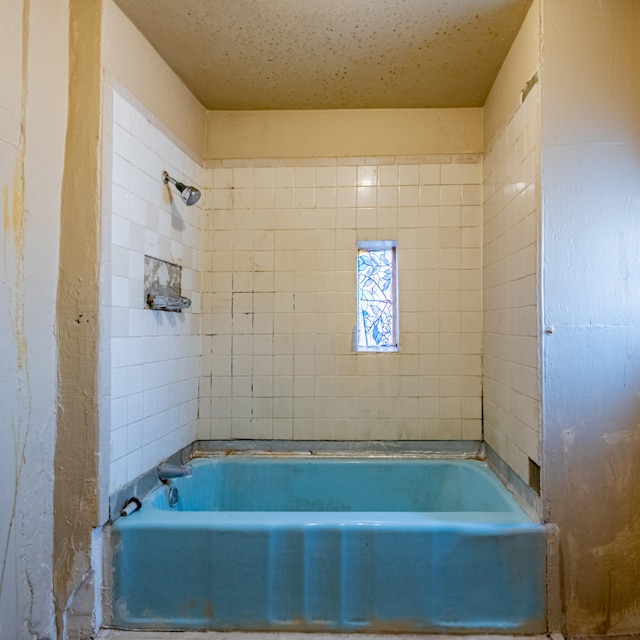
[162,171,201,206]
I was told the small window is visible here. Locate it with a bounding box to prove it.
[356,241,399,352]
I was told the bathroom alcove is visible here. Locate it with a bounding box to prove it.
[83,1,640,637]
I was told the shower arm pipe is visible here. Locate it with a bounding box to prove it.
[162,171,182,190]
[162,170,201,206]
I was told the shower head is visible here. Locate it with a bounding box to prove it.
[162,171,201,206]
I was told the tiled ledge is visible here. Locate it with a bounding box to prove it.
[189,438,484,458]
[205,153,483,168]
[485,442,542,520]
[98,632,552,640]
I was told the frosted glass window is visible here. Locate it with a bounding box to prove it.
[356,241,399,352]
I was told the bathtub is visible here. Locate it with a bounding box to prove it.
[110,456,546,632]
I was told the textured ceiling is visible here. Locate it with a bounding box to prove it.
[114,0,532,110]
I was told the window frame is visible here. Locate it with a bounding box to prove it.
[355,240,399,353]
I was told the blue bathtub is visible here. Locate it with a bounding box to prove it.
[110,457,546,632]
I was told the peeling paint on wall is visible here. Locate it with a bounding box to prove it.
[0,70,35,640]
[1,0,68,637]
[3,153,28,368]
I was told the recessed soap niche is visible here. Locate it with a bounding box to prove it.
[144,255,191,312]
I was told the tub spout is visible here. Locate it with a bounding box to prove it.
[157,462,193,481]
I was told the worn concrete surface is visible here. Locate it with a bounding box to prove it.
[541,0,640,636]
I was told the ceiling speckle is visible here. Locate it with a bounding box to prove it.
[113,0,532,110]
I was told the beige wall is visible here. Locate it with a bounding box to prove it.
[483,1,540,148]
[541,0,640,635]
[0,1,68,638]
[102,0,206,161]
[482,0,541,487]
[206,108,482,159]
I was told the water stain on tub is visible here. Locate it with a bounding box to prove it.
[202,600,214,619]
[176,598,215,620]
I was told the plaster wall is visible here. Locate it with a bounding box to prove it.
[483,1,540,148]
[541,0,640,634]
[0,1,68,638]
[102,0,206,160]
[200,156,483,441]
[206,108,482,159]
[482,0,541,484]
[53,1,104,637]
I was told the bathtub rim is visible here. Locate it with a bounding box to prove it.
[109,439,484,523]
[114,460,537,528]
[108,439,541,525]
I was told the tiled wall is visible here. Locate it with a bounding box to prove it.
[199,157,483,441]
[482,83,541,482]
[104,89,203,492]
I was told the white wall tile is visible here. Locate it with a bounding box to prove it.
[201,156,482,442]
[483,89,541,478]
[105,90,202,492]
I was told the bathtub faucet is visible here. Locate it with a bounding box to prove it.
[157,462,193,481]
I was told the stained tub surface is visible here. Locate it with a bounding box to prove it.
[111,457,546,632]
